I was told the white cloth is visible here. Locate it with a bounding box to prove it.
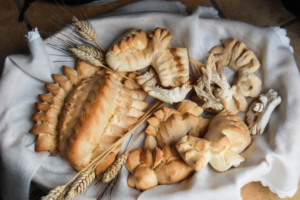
[1,1,300,200]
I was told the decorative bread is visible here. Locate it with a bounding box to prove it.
[125,144,194,191]
[30,61,149,178]
[136,68,193,104]
[106,28,190,88]
[246,89,281,135]
[209,38,262,98]
[147,28,189,87]
[106,29,151,72]
[58,73,148,178]
[193,55,236,113]
[144,100,210,150]
[176,109,251,172]
[191,39,262,113]
[30,61,102,153]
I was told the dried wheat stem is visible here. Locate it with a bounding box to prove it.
[65,169,95,200]
[137,69,146,73]
[126,128,146,153]
[133,71,140,76]
[72,16,106,52]
[41,185,65,200]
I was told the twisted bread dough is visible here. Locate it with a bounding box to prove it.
[106,28,190,87]
[144,100,210,150]
[125,144,194,191]
[176,109,251,172]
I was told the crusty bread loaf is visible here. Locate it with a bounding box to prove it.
[30,61,149,178]
[59,73,148,178]
[30,61,102,153]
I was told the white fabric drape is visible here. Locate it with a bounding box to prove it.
[0,1,299,200]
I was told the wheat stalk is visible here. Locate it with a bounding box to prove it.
[72,16,106,52]
[69,47,102,67]
[65,169,96,200]
[77,45,104,62]
[41,186,65,200]
[102,152,129,183]
[69,45,135,83]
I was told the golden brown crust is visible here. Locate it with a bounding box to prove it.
[125,144,194,191]
[30,61,101,153]
[57,72,148,178]
[176,110,251,172]
[144,100,210,150]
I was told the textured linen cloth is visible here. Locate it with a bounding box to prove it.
[1,1,300,200]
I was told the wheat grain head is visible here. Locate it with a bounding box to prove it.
[41,185,65,200]
[69,46,103,66]
[102,152,129,183]
[65,169,95,200]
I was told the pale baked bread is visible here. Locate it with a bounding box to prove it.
[136,68,193,104]
[209,38,260,75]
[58,73,148,178]
[144,100,210,150]
[147,28,189,87]
[30,61,102,153]
[125,144,194,191]
[176,109,251,172]
[106,28,190,88]
[106,29,151,71]
[209,38,262,98]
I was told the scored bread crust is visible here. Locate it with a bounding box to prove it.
[29,61,149,178]
[106,28,190,88]
[125,144,194,191]
[30,61,102,153]
[58,73,148,178]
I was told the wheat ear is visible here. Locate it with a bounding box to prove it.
[69,45,135,83]
[41,186,65,200]
[102,152,129,183]
[101,126,147,183]
[72,16,106,52]
[69,46,103,67]
[65,169,96,200]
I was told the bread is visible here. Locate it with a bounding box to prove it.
[144,100,210,150]
[106,28,190,87]
[125,144,194,191]
[136,68,193,104]
[176,109,251,172]
[209,38,262,98]
[106,29,151,72]
[58,73,148,178]
[30,61,102,153]
[30,61,149,178]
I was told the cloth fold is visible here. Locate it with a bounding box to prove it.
[0,1,299,200]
